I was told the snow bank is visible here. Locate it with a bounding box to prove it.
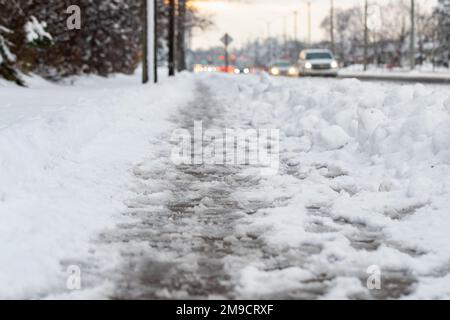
[0,72,195,298]
[205,73,450,299]
[339,67,450,82]
[275,78,450,162]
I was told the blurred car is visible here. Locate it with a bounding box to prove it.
[217,65,235,73]
[298,49,339,77]
[269,60,299,77]
[193,64,218,73]
[233,66,252,75]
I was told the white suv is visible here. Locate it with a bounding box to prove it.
[298,49,339,77]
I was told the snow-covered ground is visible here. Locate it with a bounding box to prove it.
[221,74,450,299]
[1,72,450,299]
[0,73,195,298]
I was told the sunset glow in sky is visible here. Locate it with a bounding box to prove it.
[190,0,436,50]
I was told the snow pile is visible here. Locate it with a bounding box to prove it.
[204,73,450,299]
[0,72,194,299]
[275,78,450,163]
[237,266,313,298]
[317,125,351,150]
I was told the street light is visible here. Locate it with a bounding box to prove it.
[261,15,291,62]
[307,1,311,46]
[142,0,158,84]
[330,0,335,53]
[259,19,273,63]
[293,10,298,44]
[284,15,288,55]
[297,1,311,47]
[266,20,273,63]
[293,10,300,55]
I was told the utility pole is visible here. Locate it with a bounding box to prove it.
[221,33,233,72]
[153,0,158,83]
[330,0,335,53]
[293,11,298,43]
[284,16,288,56]
[143,0,149,84]
[177,0,187,72]
[254,37,259,67]
[188,27,193,52]
[294,10,299,56]
[143,0,157,84]
[364,0,369,71]
[225,45,229,71]
[267,21,272,63]
[307,1,312,46]
[410,0,415,70]
[168,0,176,76]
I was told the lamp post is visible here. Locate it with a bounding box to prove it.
[330,0,335,53]
[142,0,157,84]
[293,10,298,44]
[307,1,311,46]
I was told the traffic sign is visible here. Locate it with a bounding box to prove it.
[220,33,233,47]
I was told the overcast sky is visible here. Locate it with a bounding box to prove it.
[190,0,436,49]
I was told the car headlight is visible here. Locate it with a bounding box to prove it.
[288,67,298,75]
[243,68,250,74]
[305,62,312,69]
[331,60,339,68]
[270,67,280,75]
[234,68,241,74]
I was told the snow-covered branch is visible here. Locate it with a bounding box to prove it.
[24,16,53,47]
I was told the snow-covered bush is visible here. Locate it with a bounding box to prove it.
[0,0,144,80]
[0,25,23,85]
[24,16,53,48]
[0,26,15,64]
